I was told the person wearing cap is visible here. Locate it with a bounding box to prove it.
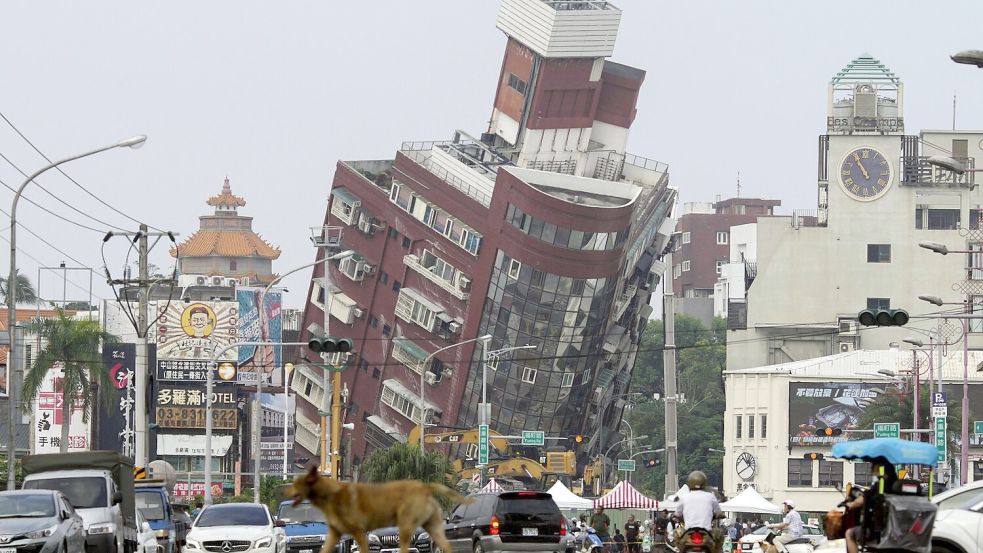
[764,500,803,553]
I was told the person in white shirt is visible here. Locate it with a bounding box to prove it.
[765,500,804,553]
[675,471,722,531]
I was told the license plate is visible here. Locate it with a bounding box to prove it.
[522,528,538,536]
[301,550,314,553]
[0,548,15,553]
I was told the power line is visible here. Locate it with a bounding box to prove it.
[0,204,91,268]
[0,111,166,232]
[0,233,102,301]
[0,175,104,233]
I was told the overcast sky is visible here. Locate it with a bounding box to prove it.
[2,1,982,311]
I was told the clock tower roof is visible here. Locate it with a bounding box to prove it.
[831,53,900,86]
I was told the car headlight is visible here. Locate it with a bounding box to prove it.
[185,538,201,550]
[418,532,430,541]
[256,537,273,548]
[88,523,116,535]
[369,534,381,544]
[154,529,170,539]
[25,525,58,539]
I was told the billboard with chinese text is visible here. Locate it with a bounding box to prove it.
[788,382,884,446]
[237,288,282,385]
[96,344,137,456]
[32,363,90,453]
[155,301,238,365]
[154,382,238,431]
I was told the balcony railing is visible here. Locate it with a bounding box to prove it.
[403,254,470,300]
[543,0,615,10]
[612,283,638,320]
[900,156,975,188]
[399,143,493,207]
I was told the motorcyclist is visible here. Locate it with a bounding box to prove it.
[844,461,898,553]
[674,471,723,551]
[764,500,803,553]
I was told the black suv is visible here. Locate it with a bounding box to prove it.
[443,492,567,553]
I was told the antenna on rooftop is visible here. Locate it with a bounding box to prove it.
[737,171,741,198]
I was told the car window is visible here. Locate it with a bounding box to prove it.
[23,478,108,510]
[935,487,983,511]
[277,502,324,524]
[196,505,270,527]
[497,495,560,520]
[450,502,468,520]
[136,491,167,521]
[0,494,56,517]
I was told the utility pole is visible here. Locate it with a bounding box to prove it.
[663,284,679,495]
[105,226,178,468]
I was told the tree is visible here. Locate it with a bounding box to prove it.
[22,309,118,452]
[859,384,964,454]
[626,316,726,498]
[0,270,38,305]
[361,443,456,489]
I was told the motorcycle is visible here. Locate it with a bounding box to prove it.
[674,528,716,553]
[824,437,939,553]
[584,527,606,553]
[762,531,814,553]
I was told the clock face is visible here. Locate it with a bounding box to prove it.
[840,147,892,201]
[736,452,756,481]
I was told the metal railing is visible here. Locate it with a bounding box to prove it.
[900,156,976,188]
[543,0,615,10]
[399,145,493,207]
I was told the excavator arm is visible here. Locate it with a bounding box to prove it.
[407,426,510,453]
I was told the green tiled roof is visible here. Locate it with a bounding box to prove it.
[831,53,900,85]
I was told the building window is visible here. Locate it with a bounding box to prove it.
[716,260,725,274]
[974,460,983,482]
[916,208,960,230]
[378,270,388,284]
[382,324,392,337]
[682,260,691,272]
[508,259,522,279]
[561,372,574,387]
[394,288,443,333]
[866,297,890,310]
[460,227,481,255]
[854,462,872,485]
[736,204,746,215]
[230,260,237,271]
[682,231,691,244]
[716,231,729,245]
[420,250,458,284]
[393,280,401,292]
[761,414,767,438]
[368,315,378,328]
[673,264,681,278]
[402,236,412,249]
[819,460,844,488]
[521,367,538,384]
[507,73,528,95]
[581,368,591,385]
[381,380,438,424]
[372,367,381,379]
[867,244,891,263]
[748,415,755,439]
[387,227,398,240]
[736,415,742,439]
[788,458,813,487]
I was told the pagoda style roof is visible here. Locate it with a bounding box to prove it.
[207,177,247,208]
[831,53,900,85]
[171,230,281,259]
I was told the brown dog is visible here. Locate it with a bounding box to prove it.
[286,465,470,553]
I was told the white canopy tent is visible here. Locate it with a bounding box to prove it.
[719,487,781,514]
[546,480,594,510]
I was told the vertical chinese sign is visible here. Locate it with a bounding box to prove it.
[237,288,282,385]
[97,344,137,456]
[32,363,90,453]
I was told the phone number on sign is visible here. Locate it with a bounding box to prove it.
[155,407,237,429]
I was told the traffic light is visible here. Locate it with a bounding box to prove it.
[857,309,909,327]
[570,435,585,446]
[803,452,825,461]
[644,458,661,468]
[308,336,354,353]
[815,427,843,438]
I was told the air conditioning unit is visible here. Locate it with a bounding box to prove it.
[239,276,251,286]
[211,277,224,286]
[447,321,462,334]
[840,342,855,353]
[352,307,365,319]
[178,274,207,288]
[458,276,472,291]
[838,318,858,336]
[357,218,375,235]
[196,276,207,286]
[226,278,238,287]
[424,372,438,385]
[362,263,376,275]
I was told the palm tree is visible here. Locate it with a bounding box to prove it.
[22,309,118,452]
[0,270,38,305]
[361,442,456,487]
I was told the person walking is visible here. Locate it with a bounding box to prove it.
[624,515,641,553]
[590,506,612,552]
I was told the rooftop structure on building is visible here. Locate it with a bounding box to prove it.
[171,177,281,287]
[294,0,677,474]
[720,53,983,373]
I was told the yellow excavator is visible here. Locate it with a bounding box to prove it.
[407,426,510,453]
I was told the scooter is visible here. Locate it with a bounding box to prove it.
[674,528,716,553]
[584,528,606,553]
[762,531,814,553]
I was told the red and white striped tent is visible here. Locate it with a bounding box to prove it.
[593,481,659,509]
[480,478,504,493]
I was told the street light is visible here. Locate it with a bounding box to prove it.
[6,134,147,489]
[918,242,949,256]
[951,50,983,68]
[602,434,649,488]
[903,337,925,347]
[919,295,945,307]
[418,334,492,451]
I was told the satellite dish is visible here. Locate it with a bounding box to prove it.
[148,459,178,492]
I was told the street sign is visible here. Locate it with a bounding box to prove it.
[935,417,947,464]
[932,392,947,406]
[522,431,545,446]
[975,421,983,435]
[478,424,489,465]
[617,459,636,472]
[874,423,900,439]
[932,406,948,418]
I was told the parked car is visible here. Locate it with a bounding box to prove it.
[443,491,567,553]
[276,499,348,553]
[137,510,163,553]
[184,503,286,553]
[931,480,983,553]
[350,527,429,553]
[0,489,87,553]
[737,524,826,553]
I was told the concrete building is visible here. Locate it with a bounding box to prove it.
[671,197,779,325]
[295,0,677,471]
[722,54,983,371]
[723,349,983,514]
[171,178,281,286]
